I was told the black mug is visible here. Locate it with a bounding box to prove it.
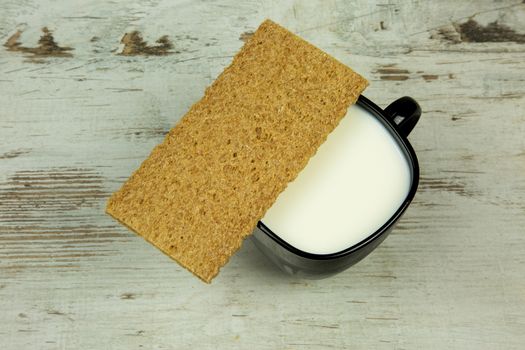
[251,95,421,278]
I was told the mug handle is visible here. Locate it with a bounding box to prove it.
[384,96,421,137]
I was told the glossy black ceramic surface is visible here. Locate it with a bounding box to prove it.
[251,95,421,278]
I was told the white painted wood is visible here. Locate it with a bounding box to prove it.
[1,0,524,349]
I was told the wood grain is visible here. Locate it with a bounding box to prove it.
[1,0,524,349]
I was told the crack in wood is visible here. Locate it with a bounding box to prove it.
[422,74,439,81]
[239,31,254,42]
[46,309,74,321]
[380,75,409,81]
[0,149,31,160]
[118,31,173,56]
[419,176,475,197]
[0,167,126,269]
[376,68,409,74]
[375,65,410,81]
[376,65,442,82]
[4,28,73,60]
[434,19,525,44]
[457,19,525,43]
[120,293,136,300]
[0,168,107,214]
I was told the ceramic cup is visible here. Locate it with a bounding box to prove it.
[251,95,421,278]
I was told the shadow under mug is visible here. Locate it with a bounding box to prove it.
[251,95,421,278]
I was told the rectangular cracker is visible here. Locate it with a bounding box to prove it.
[106,19,368,283]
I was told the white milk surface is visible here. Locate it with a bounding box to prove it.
[261,104,411,254]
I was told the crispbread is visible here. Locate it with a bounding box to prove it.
[106,19,368,282]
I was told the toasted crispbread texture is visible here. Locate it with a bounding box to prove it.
[106,19,368,283]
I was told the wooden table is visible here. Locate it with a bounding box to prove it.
[1,1,524,348]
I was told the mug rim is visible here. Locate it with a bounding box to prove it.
[256,95,420,261]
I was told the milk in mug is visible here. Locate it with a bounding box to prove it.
[261,104,411,255]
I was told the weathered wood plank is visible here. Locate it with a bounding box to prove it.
[1,0,524,349]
